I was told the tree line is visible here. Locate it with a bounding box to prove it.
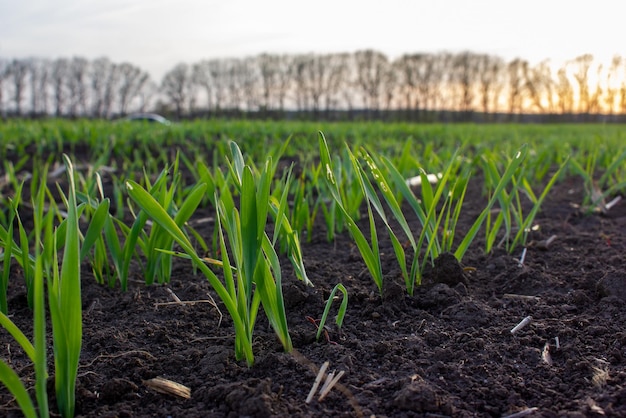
[2,51,626,122]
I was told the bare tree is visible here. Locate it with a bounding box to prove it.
[67,57,89,117]
[587,63,603,115]
[432,53,456,114]
[291,54,312,112]
[310,54,330,112]
[325,53,351,112]
[507,58,529,115]
[191,60,215,113]
[273,55,294,112]
[556,67,574,114]
[257,53,279,112]
[0,59,9,116]
[8,59,29,115]
[256,54,296,113]
[393,54,419,111]
[290,53,349,116]
[354,50,390,116]
[392,53,440,118]
[570,54,594,113]
[451,51,480,114]
[612,56,626,115]
[239,57,260,111]
[118,62,150,115]
[161,62,192,118]
[27,58,51,116]
[212,58,258,112]
[603,55,622,114]
[476,54,505,115]
[208,59,231,112]
[223,59,245,110]
[525,60,555,113]
[381,61,400,112]
[51,58,70,116]
[91,57,114,117]
[103,63,120,118]
[340,56,357,115]
[620,73,626,115]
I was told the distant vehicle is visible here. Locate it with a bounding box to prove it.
[124,113,172,125]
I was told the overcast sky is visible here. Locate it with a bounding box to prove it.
[1,0,624,80]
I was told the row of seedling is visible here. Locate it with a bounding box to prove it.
[0,128,621,310]
[2,119,625,192]
[2,121,625,225]
[0,129,619,311]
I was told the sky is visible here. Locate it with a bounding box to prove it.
[1,0,624,81]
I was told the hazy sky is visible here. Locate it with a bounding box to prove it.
[2,0,624,80]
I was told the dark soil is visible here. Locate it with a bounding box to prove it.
[1,172,626,417]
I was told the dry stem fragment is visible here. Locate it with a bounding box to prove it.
[319,370,345,401]
[165,287,182,303]
[154,292,223,328]
[517,247,527,267]
[188,216,215,226]
[586,397,606,414]
[502,407,539,418]
[605,195,622,211]
[82,349,156,368]
[306,361,346,403]
[510,316,532,334]
[292,350,362,416]
[306,361,328,403]
[534,235,557,250]
[143,377,191,399]
[541,343,553,366]
[503,294,541,301]
[405,172,441,187]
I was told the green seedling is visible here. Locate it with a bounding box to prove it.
[507,159,569,251]
[319,132,384,293]
[126,141,309,366]
[121,153,205,288]
[320,131,528,296]
[315,283,348,342]
[0,154,83,418]
[47,155,83,418]
[570,147,626,214]
[483,151,568,253]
